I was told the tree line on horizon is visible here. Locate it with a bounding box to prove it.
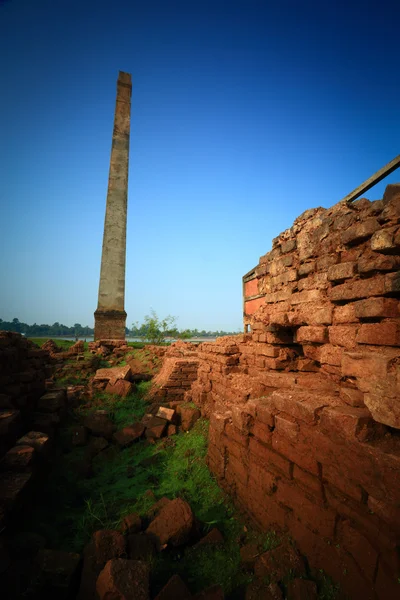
[0,317,241,339]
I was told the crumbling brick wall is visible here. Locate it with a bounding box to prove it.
[0,332,53,457]
[183,185,400,599]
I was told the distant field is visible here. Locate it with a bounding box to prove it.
[28,338,147,350]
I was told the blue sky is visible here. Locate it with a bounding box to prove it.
[1,0,399,331]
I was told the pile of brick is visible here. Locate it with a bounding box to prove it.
[164,184,400,599]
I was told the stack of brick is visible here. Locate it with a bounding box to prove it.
[151,355,199,403]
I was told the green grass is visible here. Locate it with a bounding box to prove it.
[16,373,341,599]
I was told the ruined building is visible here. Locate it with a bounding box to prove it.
[155,182,400,599]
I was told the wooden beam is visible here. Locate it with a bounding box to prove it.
[339,155,400,204]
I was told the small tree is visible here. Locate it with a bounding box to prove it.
[133,310,177,344]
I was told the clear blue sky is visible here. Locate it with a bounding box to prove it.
[1,0,399,331]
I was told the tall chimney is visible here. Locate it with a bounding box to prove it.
[94,71,132,340]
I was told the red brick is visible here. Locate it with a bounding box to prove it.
[328,325,358,348]
[244,278,258,297]
[258,371,297,388]
[358,252,400,273]
[257,344,280,357]
[299,303,333,325]
[375,558,400,600]
[255,397,277,427]
[271,389,339,424]
[356,321,400,346]
[287,515,375,600]
[207,447,225,480]
[341,217,380,245]
[272,430,318,475]
[339,386,365,407]
[295,372,339,391]
[297,272,329,292]
[298,261,315,277]
[274,413,299,443]
[325,485,398,547]
[333,303,358,324]
[354,297,399,319]
[322,463,363,502]
[246,483,288,530]
[319,405,373,441]
[245,297,264,315]
[341,351,389,379]
[327,262,356,281]
[367,496,400,530]
[252,420,273,445]
[337,520,378,580]
[293,465,322,498]
[223,435,248,463]
[264,289,293,303]
[231,405,253,433]
[290,290,326,305]
[295,326,328,344]
[248,459,277,495]
[319,344,343,366]
[281,239,297,254]
[329,276,385,301]
[276,479,336,537]
[249,437,292,477]
[225,454,249,488]
[371,227,396,254]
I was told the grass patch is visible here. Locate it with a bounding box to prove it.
[16,378,341,599]
[29,338,79,350]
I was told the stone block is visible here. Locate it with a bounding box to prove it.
[371,228,397,253]
[354,297,399,319]
[358,252,400,273]
[16,431,51,456]
[37,390,66,413]
[93,365,132,385]
[356,321,400,346]
[113,423,145,446]
[271,389,339,424]
[337,520,378,578]
[105,379,134,397]
[319,344,343,366]
[341,351,389,380]
[341,217,380,245]
[254,540,306,581]
[329,276,385,301]
[121,513,142,535]
[0,444,35,471]
[339,386,365,408]
[327,262,356,281]
[154,574,191,600]
[145,498,193,547]
[249,437,292,477]
[295,326,328,344]
[96,559,150,600]
[319,406,373,441]
[328,325,358,348]
[298,261,315,277]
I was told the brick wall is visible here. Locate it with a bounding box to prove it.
[183,185,400,598]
